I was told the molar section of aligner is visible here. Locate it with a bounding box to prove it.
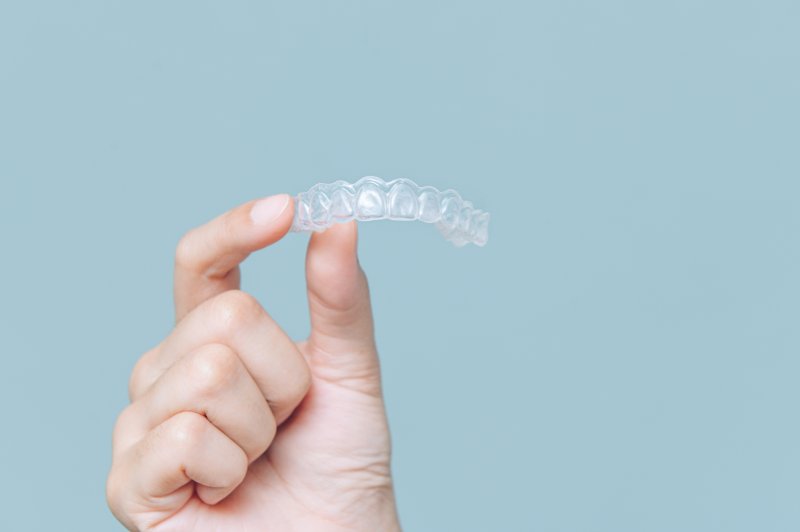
[292,192,313,231]
[471,211,490,246]
[417,186,441,223]
[445,203,473,247]
[355,177,388,220]
[436,190,463,237]
[457,201,474,235]
[308,184,332,228]
[329,181,356,221]
[449,233,470,247]
[388,179,419,220]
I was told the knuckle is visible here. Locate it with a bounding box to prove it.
[220,210,237,242]
[105,468,122,511]
[128,363,144,399]
[128,348,157,400]
[186,344,240,397]
[174,230,199,270]
[106,482,129,524]
[112,404,137,445]
[164,411,208,449]
[212,290,264,332]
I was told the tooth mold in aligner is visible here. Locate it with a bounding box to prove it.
[290,176,490,247]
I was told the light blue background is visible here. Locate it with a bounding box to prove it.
[2,1,799,530]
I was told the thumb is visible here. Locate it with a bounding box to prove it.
[304,221,380,380]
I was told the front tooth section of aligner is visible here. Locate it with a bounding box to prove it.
[329,181,356,220]
[388,179,419,220]
[355,178,387,220]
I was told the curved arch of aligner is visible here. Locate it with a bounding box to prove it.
[291,176,490,247]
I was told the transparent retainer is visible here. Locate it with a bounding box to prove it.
[291,176,490,247]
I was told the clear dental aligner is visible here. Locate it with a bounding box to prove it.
[290,176,490,247]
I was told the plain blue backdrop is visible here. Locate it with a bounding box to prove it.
[2,1,799,530]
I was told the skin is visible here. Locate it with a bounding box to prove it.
[107,194,401,531]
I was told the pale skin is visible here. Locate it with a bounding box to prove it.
[106,194,401,531]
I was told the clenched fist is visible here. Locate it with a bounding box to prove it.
[107,194,401,531]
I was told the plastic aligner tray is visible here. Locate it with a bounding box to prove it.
[291,176,490,247]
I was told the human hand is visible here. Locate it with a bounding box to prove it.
[107,195,400,531]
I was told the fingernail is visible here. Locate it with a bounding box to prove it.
[250,194,290,226]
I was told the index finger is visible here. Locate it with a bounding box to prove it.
[173,194,293,321]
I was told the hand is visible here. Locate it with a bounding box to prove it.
[107,194,401,531]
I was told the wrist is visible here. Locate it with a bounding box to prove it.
[337,484,401,532]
